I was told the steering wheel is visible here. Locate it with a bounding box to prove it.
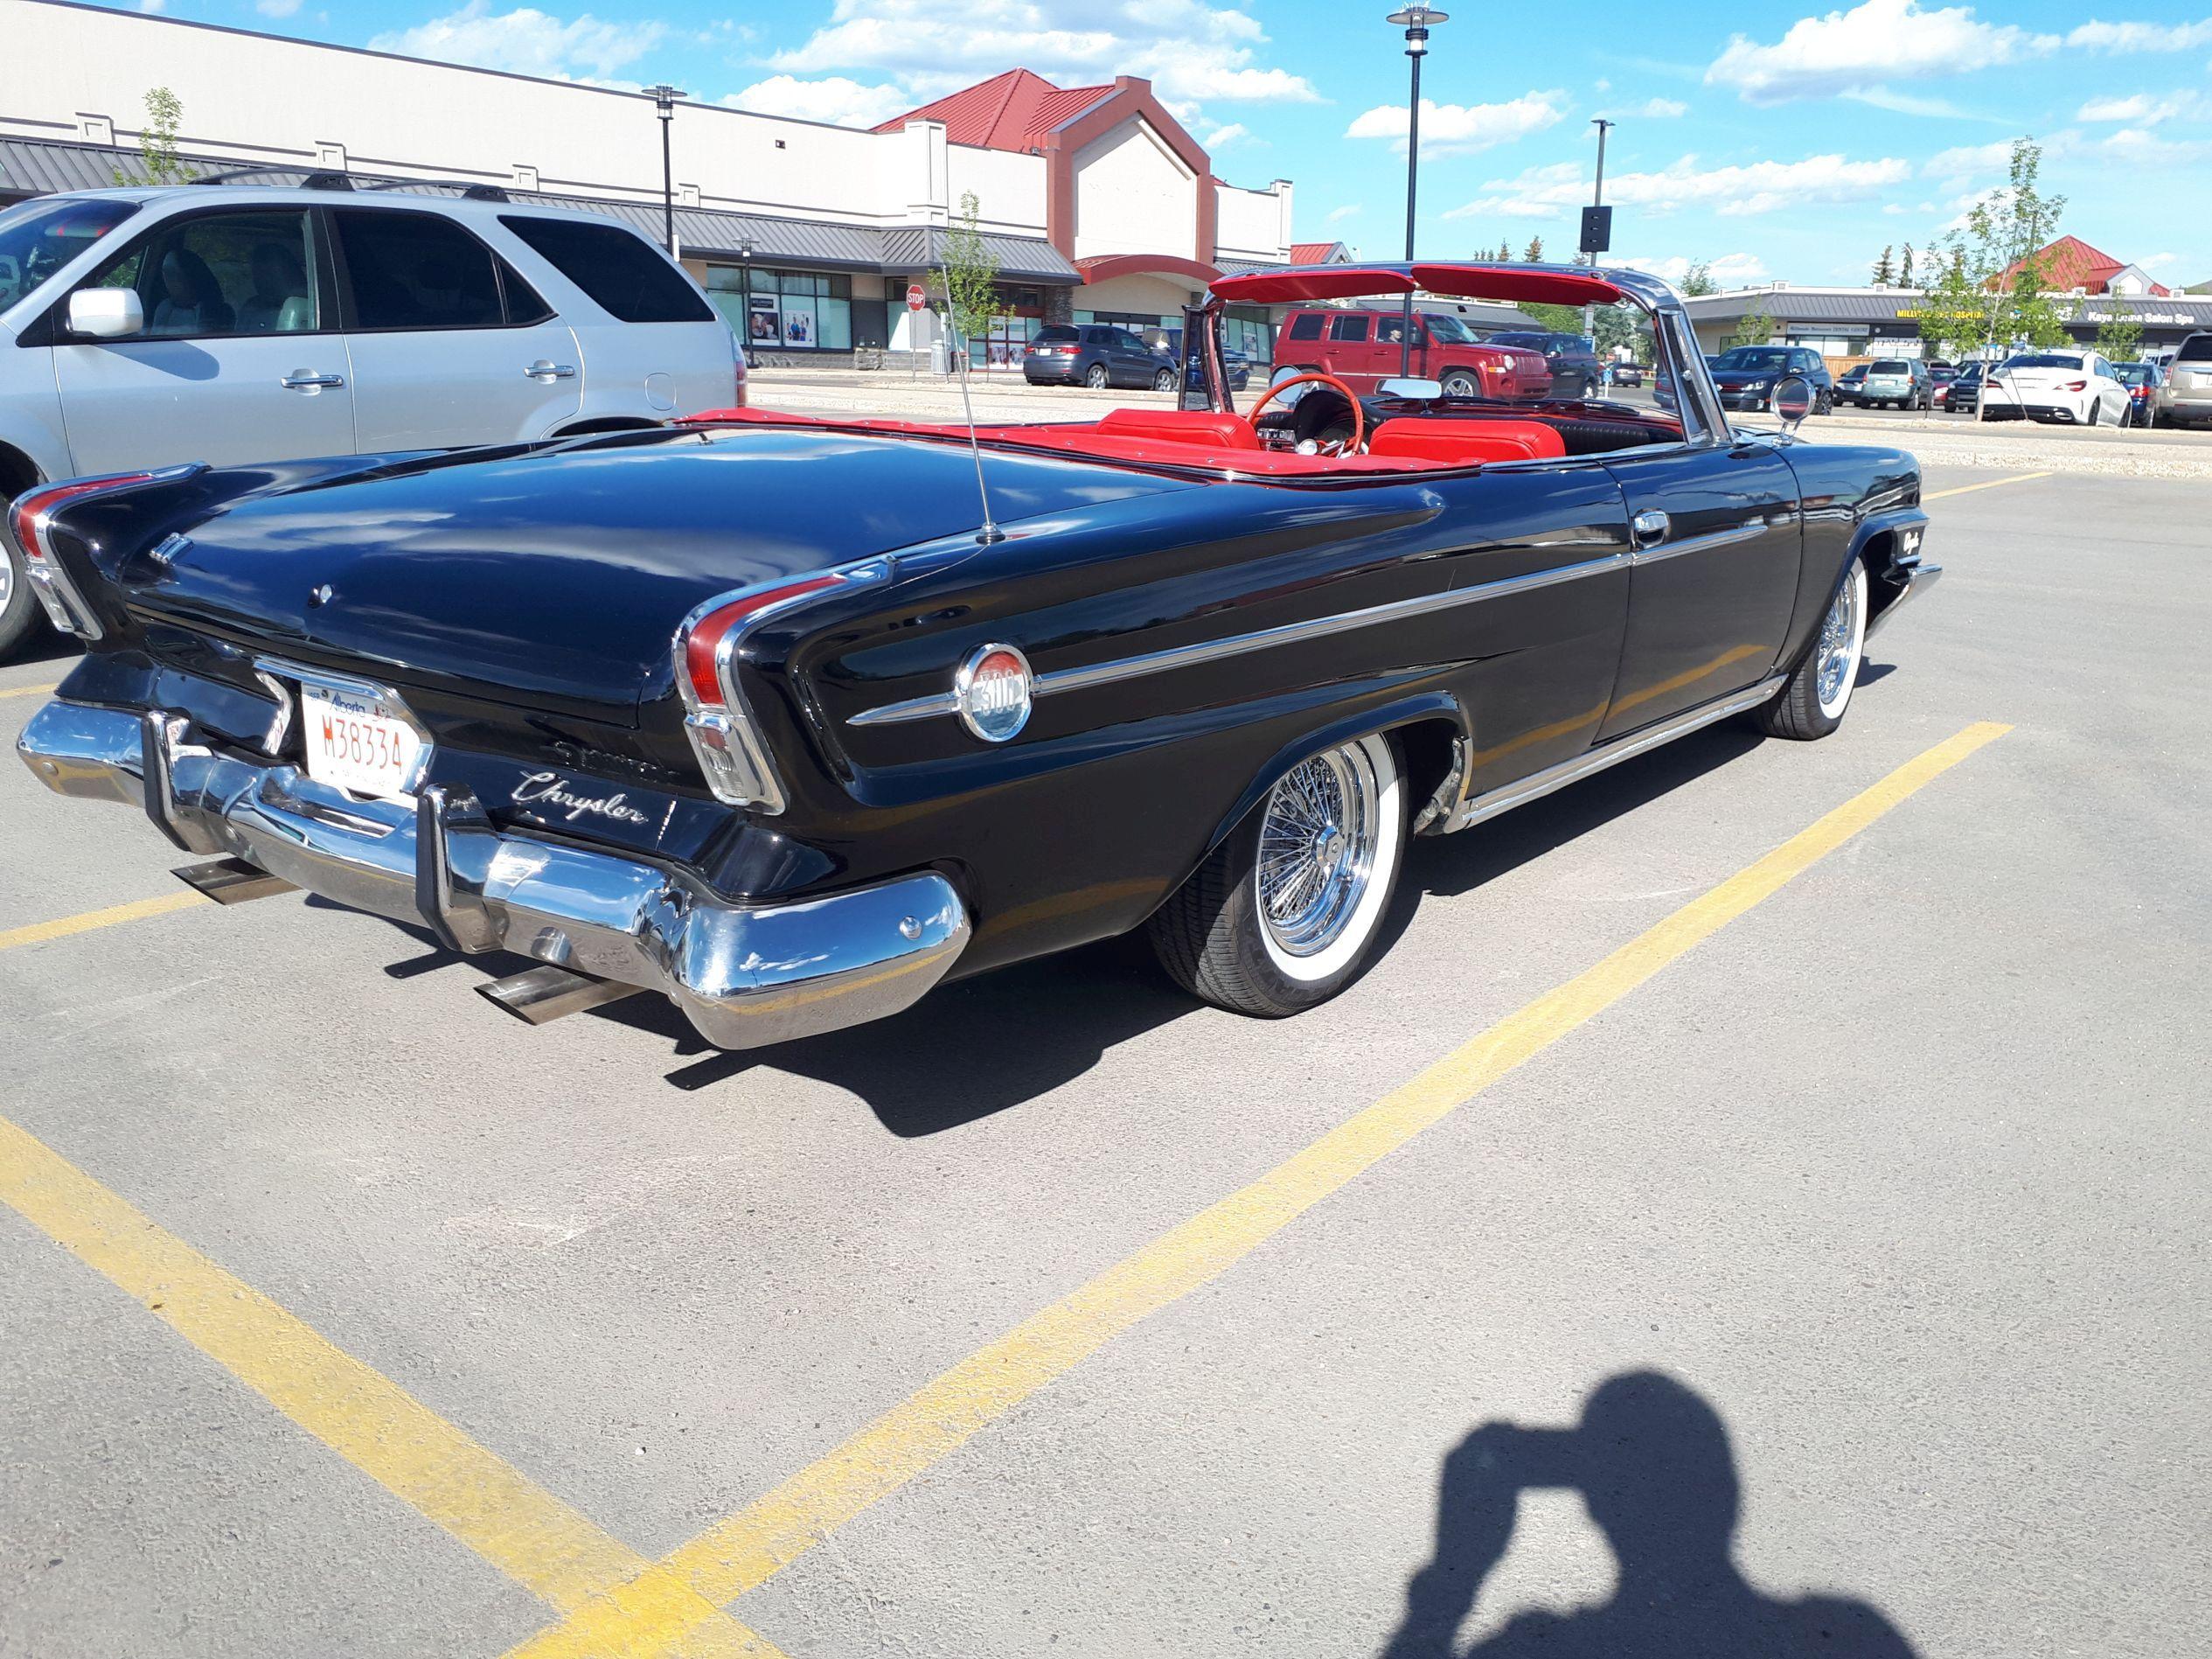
[1244,371,1367,456]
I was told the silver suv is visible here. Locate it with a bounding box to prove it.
[2164,332,2212,429]
[0,183,744,659]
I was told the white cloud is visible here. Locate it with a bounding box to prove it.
[1706,0,2056,105]
[368,1,664,81]
[1447,150,1914,220]
[2097,126,2212,164]
[1596,96,1689,119]
[765,0,1318,115]
[1619,252,1770,288]
[1201,121,1254,150]
[723,74,912,127]
[1325,203,1361,223]
[257,0,302,13]
[1345,90,1569,157]
[2067,17,2212,52]
[1843,85,1970,116]
[2143,251,2182,269]
[2076,89,2207,122]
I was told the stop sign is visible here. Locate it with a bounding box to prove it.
[906,283,926,310]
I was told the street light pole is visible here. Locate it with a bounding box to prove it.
[1386,5,1448,379]
[1583,117,1613,342]
[647,84,686,255]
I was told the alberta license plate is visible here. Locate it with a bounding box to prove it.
[299,680,421,798]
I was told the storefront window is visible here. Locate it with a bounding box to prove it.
[703,263,852,351]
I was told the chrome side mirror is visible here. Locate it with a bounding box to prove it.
[1267,364,1311,406]
[1773,373,1814,433]
[68,287,144,340]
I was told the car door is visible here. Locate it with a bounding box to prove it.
[1109,328,1158,387]
[50,205,357,475]
[330,206,582,450]
[1326,311,1379,391]
[1597,436,1804,739]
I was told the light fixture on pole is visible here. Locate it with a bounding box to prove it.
[646,83,687,255]
[1386,3,1448,379]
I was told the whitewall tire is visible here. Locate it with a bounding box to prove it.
[1756,560,1868,741]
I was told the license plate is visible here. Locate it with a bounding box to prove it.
[299,680,422,798]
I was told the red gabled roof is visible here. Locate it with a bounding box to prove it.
[873,69,1116,151]
[1999,234,2170,296]
[1290,241,1349,265]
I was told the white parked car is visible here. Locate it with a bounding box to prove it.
[0,182,745,659]
[1979,349,2130,427]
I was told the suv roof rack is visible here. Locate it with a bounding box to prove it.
[182,170,511,201]
[188,167,358,190]
[355,178,512,202]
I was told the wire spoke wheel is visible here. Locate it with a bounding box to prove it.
[1814,563,1863,716]
[1255,743,1385,958]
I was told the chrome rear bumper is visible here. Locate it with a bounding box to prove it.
[16,701,969,1050]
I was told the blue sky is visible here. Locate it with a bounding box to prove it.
[107,0,2212,288]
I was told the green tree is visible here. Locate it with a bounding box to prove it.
[1899,242,1916,288]
[939,190,1001,357]
[1496,238,1514,262]
[114,87,192,185]
[1923,138,2072,412]
[1522,235,1544,263]
[2092,308,2143,362]
[1872,244,1896,285]
[1726,297,1777,349]
[1678,261,1718,297]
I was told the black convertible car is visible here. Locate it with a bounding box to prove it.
[15,261,1938,1049]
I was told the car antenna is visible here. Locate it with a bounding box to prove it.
[936,263,1004,546]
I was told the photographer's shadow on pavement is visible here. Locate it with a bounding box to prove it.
[1382,1371,1918,1659]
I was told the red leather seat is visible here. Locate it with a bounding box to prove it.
[1093,408,1262,450]
[1365,418,1567,464]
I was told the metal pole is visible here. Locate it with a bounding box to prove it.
[660,109,675,254]
[1584,118,1611,341]
[1401,41,1422,377]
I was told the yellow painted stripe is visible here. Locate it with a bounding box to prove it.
[0,1117,789,1658]
[0,891,205,952]
[1925,471,2049,501]
[0,682,60,699]
[502,720,2013,1659]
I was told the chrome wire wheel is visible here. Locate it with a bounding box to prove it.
[1256,742,1386,961]
[1814,561,1868,720]
[0,541,14,614]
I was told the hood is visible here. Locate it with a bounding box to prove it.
[129,428,1189,726]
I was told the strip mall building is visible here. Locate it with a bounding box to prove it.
[0,0,1318,365]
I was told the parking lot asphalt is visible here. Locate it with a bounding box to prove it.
[3,464,2208,1658]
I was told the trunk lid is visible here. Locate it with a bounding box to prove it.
[128,428,1189,728]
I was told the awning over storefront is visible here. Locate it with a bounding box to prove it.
[0,136,1082,282]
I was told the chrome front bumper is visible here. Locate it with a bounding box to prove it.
[16,701,969,1049]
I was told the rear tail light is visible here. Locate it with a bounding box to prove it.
[2063,380,2087,392]
[674,564,883,813]
[8,469,163,640]
[733,345,748,409]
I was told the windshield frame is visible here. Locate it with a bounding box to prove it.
[0,196,142,319]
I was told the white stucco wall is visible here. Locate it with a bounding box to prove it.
[1077,273,1207,318]
[1214,183,1287,262]
[1069,119,1197,261]
[944,143,1047,237]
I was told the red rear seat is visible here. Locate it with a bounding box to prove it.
[1365,418,1567,464]
[1093,408,1262,450]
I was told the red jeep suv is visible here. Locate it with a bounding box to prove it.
[1274,307,1551,399]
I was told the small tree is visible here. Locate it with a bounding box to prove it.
[1726,297,1777,349]
[2092,308,2143,362]
[1496,238,1514,263]
[1872,244,1896,286]
[1522,234,1545,263]
[1678,261,1718,297]
[114,87,193,185]
[1899,242,1916,289]
[939,190,1001,366]
[1930,138,2072,415]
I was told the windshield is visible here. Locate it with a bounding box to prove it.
[0,197,139,313]
[1715,348,1791,371]
[2113,363,2153,386]
[2001,354,2084,371]
[1423,314,1478,344]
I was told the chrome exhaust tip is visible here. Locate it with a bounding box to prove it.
[476,964,643,1026]
[172,856,297,906]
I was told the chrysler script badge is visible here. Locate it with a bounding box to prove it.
[511,771,652,826]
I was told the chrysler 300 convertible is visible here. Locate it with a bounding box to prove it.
[14,262,1939,1049]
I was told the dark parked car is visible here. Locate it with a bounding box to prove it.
[2112,360,2164,427]
[1709,346,1834,414]
[1024,323,1179,391]
[1141,325,1251,393]
[1944,361,1986,414]
[15,260,1939,1049]
[1833,364,1871,407]
[1484,330,1605,398]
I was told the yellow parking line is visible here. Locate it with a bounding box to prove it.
[499,720,2014,1659]
[0,1117,789,1658]
[1925,471,2050,500]
[0,682,60,699]
[0,891,207,953]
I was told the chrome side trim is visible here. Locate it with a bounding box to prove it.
[1629,521,1763,567]
[1442,674,1786,833]
[847,549,1631,728]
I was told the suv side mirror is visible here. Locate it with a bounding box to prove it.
[68,288,144,340]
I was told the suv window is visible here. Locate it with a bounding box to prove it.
[1869,359,1909,374]
[2174,334,2212,363]
[87,208,323,339]
[1033,324,1078,344]
[497,215,712,323]
[1329,313,1372,343]
[1082,326,1114,345]
[335,209,506,331]
[1,197,138,313]
[1285,312,1325,341]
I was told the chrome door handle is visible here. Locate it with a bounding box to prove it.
[525,361,577,381]
[281,371,344,390]
[1632,509,1670,547]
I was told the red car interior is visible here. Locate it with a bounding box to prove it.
[1365,418,1568,464]
[1093,408,1262,450]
